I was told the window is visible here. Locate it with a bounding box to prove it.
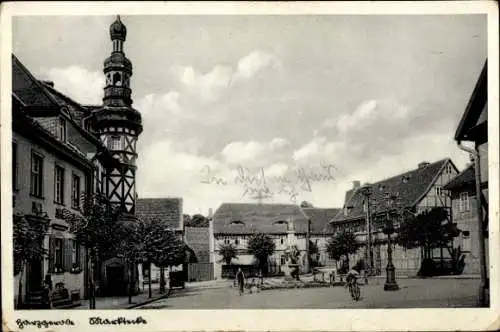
[56,117,66,142]
[459,192,470,212]
[101,172,106,193]
[30,152,44,197]
[109,135,122,150]
[12,142,17,191]
[72,174,81,209]
[462,230,471,252]
[71,240,80,266]
[54,238,63,271]
[435,186,443,196]
[113,72,122,86]
[54,166,65,204]
[280,237,284,245]
[235,238,239,245]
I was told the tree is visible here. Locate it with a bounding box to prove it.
[300,201,314,208]
[13,213,50,308]
[61,192,122,309]
[247,233,276,276]
[186,214,209,227]
[115,219,150,304]
[326,230,360,273]
[218,243,238,265]
[396,207,460,259]
[148,226,187,293]
[183,214,192,226]
[396,207,462,276]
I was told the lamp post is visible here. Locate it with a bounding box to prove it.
[359,185,374,276]
[383,193,399,291]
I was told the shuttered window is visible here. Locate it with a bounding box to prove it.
[54,238,64,272]
[79,244,86,270]
[64,239,73,272]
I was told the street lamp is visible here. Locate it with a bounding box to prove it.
[383,193,399,291]
[358,185,374,276]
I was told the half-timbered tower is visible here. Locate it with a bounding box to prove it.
[89,16,142,214]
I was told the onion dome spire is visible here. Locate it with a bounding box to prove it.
[110,15,127,41]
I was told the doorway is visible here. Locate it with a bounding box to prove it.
[27,259,43,293]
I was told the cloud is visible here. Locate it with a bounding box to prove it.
[38,66,104,105]
[175,64,233,102]
[221,138,290,166]
[292,136,328,162]
[170,50,280,103]
[234,50,281,80]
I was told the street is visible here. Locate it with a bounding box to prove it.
[136,278,480,309]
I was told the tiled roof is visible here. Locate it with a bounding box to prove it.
[213,203,309,235]
[12,54,109,158]
[443,164,475,191]
[39,81,91,127]
[184,227,210,263]
[12,103,92,166]
[12,54,59,109]
[455,60,487,141]
[301,208,340,234]
[136,198,183,230]
[332,158,453,222]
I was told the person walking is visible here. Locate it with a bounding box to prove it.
[43,274,53,309]
[235,268,245,296]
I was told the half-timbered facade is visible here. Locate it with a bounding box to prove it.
[12,55,117,308]
[330,158,460,276]
[12,16,144,303]
[87,16,143,215]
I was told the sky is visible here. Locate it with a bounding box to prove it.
[12,14,487,215]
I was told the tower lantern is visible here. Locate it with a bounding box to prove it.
[89,15,142,214]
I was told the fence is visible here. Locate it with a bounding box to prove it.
[186,263,214,282]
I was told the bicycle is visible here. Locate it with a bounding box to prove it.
[345,276,361,301]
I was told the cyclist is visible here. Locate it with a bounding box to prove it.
[345,268,361,301]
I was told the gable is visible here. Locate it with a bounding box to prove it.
[332,158,453,222]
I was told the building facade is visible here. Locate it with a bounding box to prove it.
[12,56,117,307]
[331,158,459,276]
[451,60,488,297]
[210,203,338,279]
[12,16,144,305]
[444,164,482,274]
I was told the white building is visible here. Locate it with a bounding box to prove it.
[209,203,339,279]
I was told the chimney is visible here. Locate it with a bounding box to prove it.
[208,208,213,219]
[40,80,54,87]
[352,180,361,189]
[418,161,430,169]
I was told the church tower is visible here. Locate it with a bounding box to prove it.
[90,16,142,214]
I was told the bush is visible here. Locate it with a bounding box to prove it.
[417,258,436,277]
[352,258,366,272]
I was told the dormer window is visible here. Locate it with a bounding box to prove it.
[402,176,410,184]
[56,117,66,142]
[230,220,245,225]
[379,185,385,191]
